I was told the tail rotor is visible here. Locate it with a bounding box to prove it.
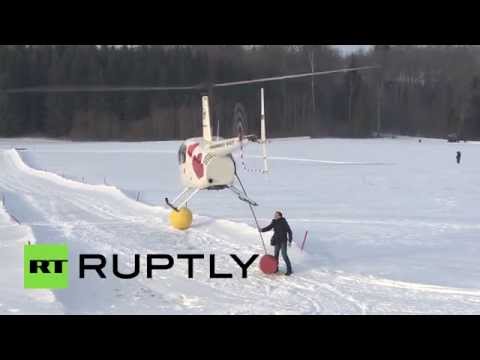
[233,88,270,175]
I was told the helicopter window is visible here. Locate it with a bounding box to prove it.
[178,144,187,164]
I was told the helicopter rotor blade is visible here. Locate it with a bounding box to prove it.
[213,66,379,88]
[1,85,204,94]
[0,66,379,94]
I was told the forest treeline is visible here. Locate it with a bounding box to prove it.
[1,45,480,140]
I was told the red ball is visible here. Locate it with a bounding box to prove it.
[259,255,278,274]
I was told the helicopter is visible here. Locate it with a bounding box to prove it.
[1,65,378,224]
[167,89,266,212]
[163,66,379,212]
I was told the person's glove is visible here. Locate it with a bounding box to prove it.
[288,241,292,247]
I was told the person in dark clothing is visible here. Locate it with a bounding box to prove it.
[260,211,293,276]
[457,151,462,164]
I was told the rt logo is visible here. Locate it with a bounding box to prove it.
[24,244,69,289]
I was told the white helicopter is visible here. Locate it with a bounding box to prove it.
[167,91,265,212]
[2,65,378,219]
[164,66,379,212]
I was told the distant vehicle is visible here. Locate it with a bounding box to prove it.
[448,133,459,143]
[371,132,396,139]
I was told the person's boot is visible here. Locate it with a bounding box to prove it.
[285,270,293,276]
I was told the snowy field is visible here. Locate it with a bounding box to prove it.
[1,136,480,314]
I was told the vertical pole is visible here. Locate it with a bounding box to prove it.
[377,82,383,136]
[301,231,309,251]
[310,51,316,114]
[208,85,215,141]
[348,77,353,126]
[260,88,269,174]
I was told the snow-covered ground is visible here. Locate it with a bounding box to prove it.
[1,136,480,314]
[0,182,63,314]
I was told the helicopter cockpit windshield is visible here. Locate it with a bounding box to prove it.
[178,144,187,164]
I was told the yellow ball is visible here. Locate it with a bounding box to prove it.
[169,207,193,230]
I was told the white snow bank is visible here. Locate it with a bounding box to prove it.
[4,138,480,314]
[0,199,63,314]
[8,148,260,234]
[5,149,163,214]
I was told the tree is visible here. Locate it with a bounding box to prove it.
[2,45,480,140]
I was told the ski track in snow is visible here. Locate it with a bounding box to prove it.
[0,190,63,314]
[2,148,480,314]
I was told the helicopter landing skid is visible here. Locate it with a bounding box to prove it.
[165,187,199,212]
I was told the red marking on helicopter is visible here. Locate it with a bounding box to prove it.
[192,153,204,179]
[188,143,199,158]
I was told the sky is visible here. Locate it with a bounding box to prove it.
[334,45,372,55]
